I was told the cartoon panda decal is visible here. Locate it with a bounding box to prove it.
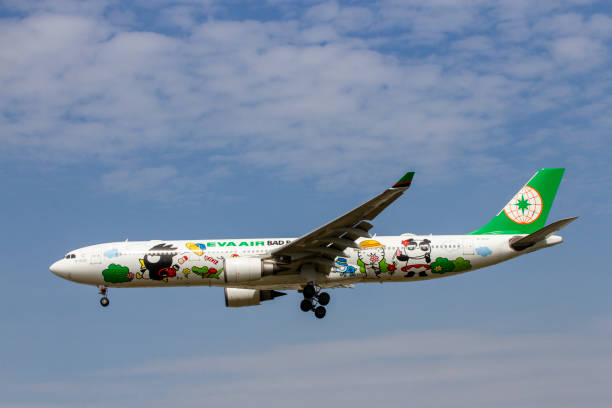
[395,238,432,278]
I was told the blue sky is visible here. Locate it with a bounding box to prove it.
[1,0,611,406]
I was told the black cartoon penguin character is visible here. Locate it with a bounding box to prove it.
[137,243,178,281]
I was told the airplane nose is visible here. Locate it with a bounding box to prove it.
[50,261,70,279]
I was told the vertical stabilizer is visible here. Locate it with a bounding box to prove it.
[470,168,565,235]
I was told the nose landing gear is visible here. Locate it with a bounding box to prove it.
[98,286,110,307]
[300,284,330,319]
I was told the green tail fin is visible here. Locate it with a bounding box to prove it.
[470,168,565,235]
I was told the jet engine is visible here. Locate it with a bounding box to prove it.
[224,257,279,283]
[224,288,286,307]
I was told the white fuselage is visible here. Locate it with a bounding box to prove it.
[50,234,562,290]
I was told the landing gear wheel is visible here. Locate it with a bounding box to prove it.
[314,306,326,319]
[303,284,316,299]
[300,299,313,312]
[97,286,109,307]
[318,292,330,306]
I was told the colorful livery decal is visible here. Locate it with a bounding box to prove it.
[186,242,206,255]
[96,236,478,285]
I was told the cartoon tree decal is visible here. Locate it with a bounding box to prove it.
[102,264,134,283]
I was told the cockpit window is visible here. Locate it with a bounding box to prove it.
[71,254,76,259]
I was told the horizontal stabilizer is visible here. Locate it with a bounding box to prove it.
[510,217,578,251]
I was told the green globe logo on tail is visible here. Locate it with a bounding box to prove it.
[471,168,565,235]
[503,186,543,224]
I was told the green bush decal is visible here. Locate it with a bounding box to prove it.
[453,257,472,272]
[430,257,472,274]
[102,264,134,283]
[430,257,455,274]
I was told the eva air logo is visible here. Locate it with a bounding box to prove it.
[504,186,543,224]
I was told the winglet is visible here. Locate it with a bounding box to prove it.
[392,171,415,189]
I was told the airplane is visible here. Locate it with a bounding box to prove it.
[50,168,576,319]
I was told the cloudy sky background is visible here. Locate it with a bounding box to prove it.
[1,0,611,407]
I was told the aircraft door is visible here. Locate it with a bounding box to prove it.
[462,240,474,255]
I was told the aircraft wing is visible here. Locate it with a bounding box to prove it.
[269,172,415,272]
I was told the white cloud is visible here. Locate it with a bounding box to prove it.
[533,12,585,36]
[377,0,480,42]
[0,0,610,199]
[10,323,612,407]
[587,13,612,37]
[101,166,179,196]
[305,1,374,32]
[452,35,494,53]
[305,1,340,22]
[551,36,607,68]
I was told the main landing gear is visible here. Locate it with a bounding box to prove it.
[98,286,110,307]
[300,284,330,319]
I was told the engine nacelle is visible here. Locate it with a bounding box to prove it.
[224,288,286,308]
[224,256,277,283]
